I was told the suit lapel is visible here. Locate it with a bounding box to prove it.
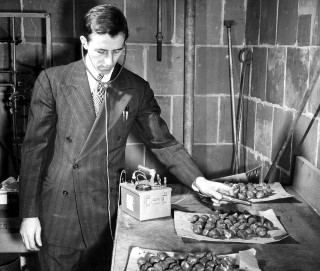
[76,67,134,162]
[62,60,96,139]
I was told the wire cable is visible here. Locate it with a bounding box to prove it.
[81,43,127,241]
[171,190,191,204]
[104,90,113,241]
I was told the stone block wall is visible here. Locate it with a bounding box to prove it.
[0,0,246,182]
[1,0,319,184]
[245,0,320,183]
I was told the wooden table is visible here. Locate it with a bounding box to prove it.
[111,184,320,271]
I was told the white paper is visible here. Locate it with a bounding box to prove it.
[174,209,289,244]
[249,182,294,203]
[239,250,261,271]
[126,247,259,271]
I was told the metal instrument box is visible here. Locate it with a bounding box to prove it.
[120,183,172,221]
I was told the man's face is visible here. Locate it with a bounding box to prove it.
[81,33,126,75]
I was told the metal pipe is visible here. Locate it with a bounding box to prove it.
[0,70,32,75]
[0,38,21,43]
[264,67,320,182]
[12,17,17,90]
[45,13,52,68]
[0,83,15,88]
[183,0,195,155]
[0,70,14,73]
[156,0,163,61]
[224,20,239,173]
[0,12,49,18]
[10,17,19,157]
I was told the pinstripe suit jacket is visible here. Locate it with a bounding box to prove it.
[19,60,203,248]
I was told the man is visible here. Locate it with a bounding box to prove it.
[19,4,233,270]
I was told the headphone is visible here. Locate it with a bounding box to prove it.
[81,42,127,87]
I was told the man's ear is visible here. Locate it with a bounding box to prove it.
[80,36,88,50]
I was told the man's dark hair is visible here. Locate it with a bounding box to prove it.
[83,4,129,41]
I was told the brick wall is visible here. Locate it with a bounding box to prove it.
[1,0,319,184]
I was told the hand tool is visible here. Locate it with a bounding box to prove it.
[224,20,238,174]
[197,191,252,206]
[236,48,253,171]
[220,193,252,205]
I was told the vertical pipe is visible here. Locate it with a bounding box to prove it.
[45,14,52,68]
[11,17,17,139]
[184,0,195,155]
[156,0,163,61]
[11,17,20,168]
[12,17,17,89]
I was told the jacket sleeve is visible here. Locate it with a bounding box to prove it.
[19,70,57,218]
[133,82,204,188]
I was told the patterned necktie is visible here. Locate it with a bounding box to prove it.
[92,73,105,116]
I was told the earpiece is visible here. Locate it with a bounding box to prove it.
[80,35,88,50]
[81,43,88,50]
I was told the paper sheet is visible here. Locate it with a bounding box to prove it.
[249,182,294,203]
[174,209,288,244]
[199,182,294,204]
[126,247,260,271]
[239,250,261,271]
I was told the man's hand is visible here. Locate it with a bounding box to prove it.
[20,217,42,251]
[192,177,234,206]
